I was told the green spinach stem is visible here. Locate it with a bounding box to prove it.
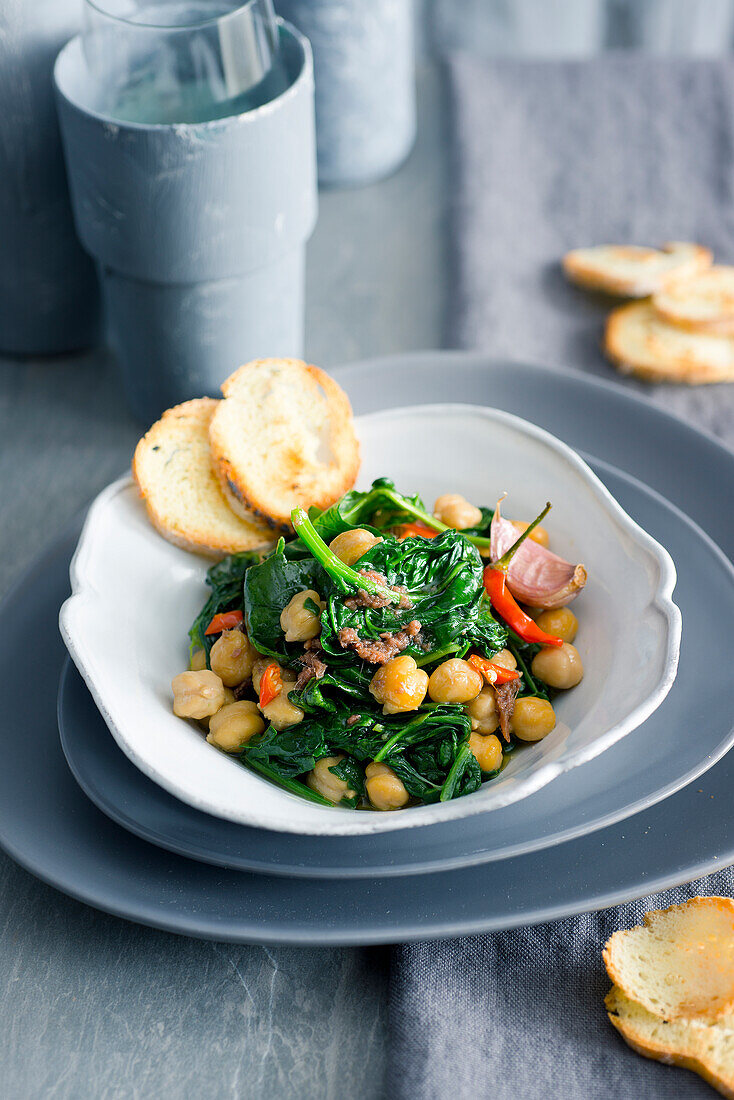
[378,487,492,551]
[339,483,492,551]
[242,756,334,807]
[414,642,464,668]
[494,501,552,573]
[372,705,461,761]
[292,508,403,604]
[507,638,540,695]
[439,739,472,801]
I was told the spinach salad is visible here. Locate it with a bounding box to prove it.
[172,479,586,811]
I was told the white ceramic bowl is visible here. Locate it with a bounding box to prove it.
[60,404,681,835]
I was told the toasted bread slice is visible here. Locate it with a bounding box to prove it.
[603,897,734,1021]
[209,359,360,533]
[606,986,734,1099]
[604,300,734,383]
[132,398,273,559]
[654,265,734,332]
[563,242,711,297]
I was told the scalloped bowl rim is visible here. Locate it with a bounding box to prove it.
[59,403,681,835]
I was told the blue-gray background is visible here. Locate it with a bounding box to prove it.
[416,0,734,55]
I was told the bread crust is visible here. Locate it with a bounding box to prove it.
[209,359,360,531]
[604,301,734,384]
[563,242,712,297]
[606,986,734,1100]
[217,470,291,535]
[132,398,273,558]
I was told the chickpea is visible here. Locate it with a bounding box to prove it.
[261,680,304,731]
[280,589,324,643]
[207,701,264,752]
[534,607,578,644]
[190,648,207,671]
[465,685,499,734]
[365,761,410,810]
[329,528,383,567]
[433,493,483,531]
[515,520,550,548]
[490,648,517,671]
[469,732,503,773]
[249,659,303,728]
[428,658,483,704]
[172,670,226,720]
[252,657,294,693]
[261,691,304,730]
[307,755,357,804]
[531,642,584,690]
[198,686,235,731]
[209,629,256,687]
[369,655,429,714]
[251,657,270,694]
[510,697,556,742]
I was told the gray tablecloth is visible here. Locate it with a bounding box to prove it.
[387,56,734,1099]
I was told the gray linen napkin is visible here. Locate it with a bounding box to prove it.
[387,56,734,1099]
[448,54,734,446]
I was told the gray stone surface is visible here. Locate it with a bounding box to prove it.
[0,65,445,1098]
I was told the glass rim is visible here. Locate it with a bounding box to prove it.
[84,0,270,32]
[56,20,310,132]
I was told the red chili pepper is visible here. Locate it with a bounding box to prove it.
[483,567,563,648]
[396,522,441,540]
[483,500,563,648]
[204,610,243,636]
[258,663,282,708]
[467,653,520,685]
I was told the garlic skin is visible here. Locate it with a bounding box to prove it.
[489,501,587,609]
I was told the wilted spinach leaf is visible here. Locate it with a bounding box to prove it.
[290,662,373,714]
[243,541,325,660]
[188,551,261,662]
[243,719,331,776]
[328,756,365,807]
[309,478,494,553]
[506,631,551,701]
[188,479,525,812]
[317,529,507,664]
[309,477,428,543]
[241,700,476,806]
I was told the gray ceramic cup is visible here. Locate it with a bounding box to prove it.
[54,20,317,422]
[278,0,416,186]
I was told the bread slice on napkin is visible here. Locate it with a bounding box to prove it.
[209,358,360,533]
[604,300,734,383]
[603,897,734,1021]
[132,398,273,558]
[563,242,711,297]
[605,985,734,1099]
[653,265,734,333]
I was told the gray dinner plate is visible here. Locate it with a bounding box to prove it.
[57,455,734,878]
[0,354,733,944]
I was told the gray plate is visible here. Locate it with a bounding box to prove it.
[0,354,733,944]
[57,455,734,878]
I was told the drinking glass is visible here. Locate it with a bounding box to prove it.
[82,0,288,123]
[56,15,317,421]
